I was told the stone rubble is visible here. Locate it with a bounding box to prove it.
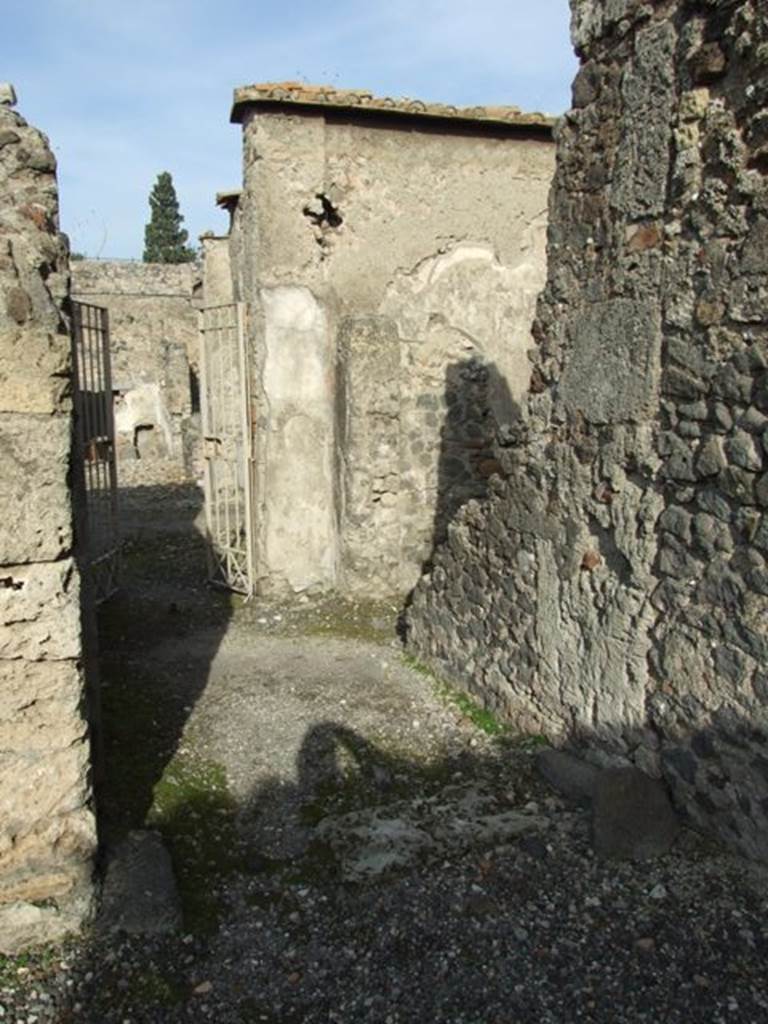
[315,783,555,881]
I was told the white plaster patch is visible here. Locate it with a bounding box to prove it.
[381,236,548,402]
[262,286,330,405]
[265,415,337,592]
[412,244,495,291]
[262,285,324,332]
[260,286,337,591]
[114,383,174,454]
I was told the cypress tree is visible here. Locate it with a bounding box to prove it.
[142,172,196,263]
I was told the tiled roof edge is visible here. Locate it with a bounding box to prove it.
[230,82,556,132]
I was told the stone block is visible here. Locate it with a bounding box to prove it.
[0,560,81,660]
[0,743,92,831]
[98,831,181,936]
[0,413,73,563]
[0,659,85,752]
[726,429,763,472]
[0,899,88,955]
[560,299,661,424]
[689,42,728,85]
[0,329,70,414]
[719,466,755,504]
[696,436,726,478]
[570,0,645,53]
[592,767,680,860]
[536,749,599,804]
[0,804,95,905]
[611,22,676,218]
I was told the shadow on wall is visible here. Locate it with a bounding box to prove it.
[429,357,520,563]
[93,482,233,858]
[396,356,521,634]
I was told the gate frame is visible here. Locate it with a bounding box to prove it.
[70,299,120,604]
[200,301,255,596]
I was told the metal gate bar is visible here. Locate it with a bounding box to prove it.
[71,300,120,603]
[200,302,254,595]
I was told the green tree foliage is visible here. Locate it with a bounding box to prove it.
[142,172,196,263]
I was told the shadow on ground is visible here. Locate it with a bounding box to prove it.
[10,702,768,1024]
[94,482,233,853]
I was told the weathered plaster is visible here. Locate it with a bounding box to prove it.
[234,94,555,595]
[260,285,337,591]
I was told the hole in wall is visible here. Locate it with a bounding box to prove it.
[303,193,344,230]
[189,366,200,414]
[0,576,24,590]
[133,424,155,460]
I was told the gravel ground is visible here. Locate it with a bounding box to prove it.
[2,496,766,1023]
[2,818,768,1024]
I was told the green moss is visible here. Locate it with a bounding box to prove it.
[400,653,508,736]
[147,755,241,934]
[444,688,506,735]
[0,945,62,989]
[400,652,432,676]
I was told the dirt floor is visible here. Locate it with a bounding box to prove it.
[95,484,531,930]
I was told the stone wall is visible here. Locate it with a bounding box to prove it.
[0,91,96,950]
[71,259,200,489]
[233,87,555,595]
[407,0,768,860]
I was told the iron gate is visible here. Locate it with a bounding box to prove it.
[71,300,120,603]
[200,302,255,595]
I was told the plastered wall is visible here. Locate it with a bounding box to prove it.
[237,103,554,595]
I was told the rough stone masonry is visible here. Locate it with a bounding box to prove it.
[407,0,768,861]
[0,88,96,950]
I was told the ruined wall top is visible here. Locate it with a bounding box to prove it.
[231,82,557,133]
[569,0,681,53]
[72,259,198,298]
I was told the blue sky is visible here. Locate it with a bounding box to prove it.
[5,1,577,259]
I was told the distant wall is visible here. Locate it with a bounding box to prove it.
[0,96,96,951]
[71,260,200,491]
[407,0,768,861]
[238,103,554,595]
